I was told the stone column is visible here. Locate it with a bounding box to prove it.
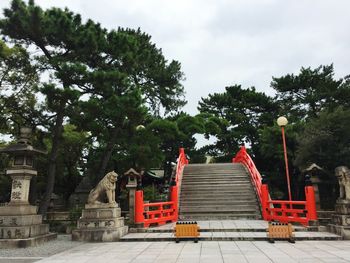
[8,171,37,205]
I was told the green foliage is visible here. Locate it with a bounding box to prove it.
[69,206,83,223]
[0,40,39,133]
[295,107,350,173]
[272,64,350,120]
[143,185,165,202]
[198,85,278,159]
[0,149,11,202]
[0,0,186,211]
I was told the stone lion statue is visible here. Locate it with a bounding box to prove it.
[335,166,350,200]
[87,171,118,205]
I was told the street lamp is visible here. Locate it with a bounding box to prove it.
[277,116,292,201]
[136,125,145,131]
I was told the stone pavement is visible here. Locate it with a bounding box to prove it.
[34,240,350,263]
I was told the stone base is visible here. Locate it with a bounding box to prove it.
[328,200,350,239]
[0,204,57,246]
[332,214,350,226]
[328,224,349,239]
[85,203,118,209]
[72,206,128,242]
[0,232,57,248]
[0,205,37,215]
[0,224,49,239]
[335,200,350,214]
[72,226,128,242]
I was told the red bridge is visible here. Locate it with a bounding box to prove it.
[133,147,317,227]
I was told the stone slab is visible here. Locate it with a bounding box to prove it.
[328,224,350,239]
[0,224,49,239]
[81,207,121,219]
[0,214,42,226]
[85,203,118,209]
[0,205,37,215]
[120,231,342,242]
[77,217,125,229]
[335,202,350,214]
[332,214,350,226]
[72,226,128,242]
[0,232,57,248]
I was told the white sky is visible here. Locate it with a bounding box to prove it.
[1,0,350,146]
[1,0,349,114]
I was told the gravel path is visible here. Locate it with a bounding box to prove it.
[0,235,84,262]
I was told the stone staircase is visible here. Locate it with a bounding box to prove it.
[179,163,261,220]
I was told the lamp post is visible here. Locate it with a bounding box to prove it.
[277,116,292,201]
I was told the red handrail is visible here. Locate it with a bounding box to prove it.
[134,148,188,228]
[233,146,263,203]
[233,146,317,226]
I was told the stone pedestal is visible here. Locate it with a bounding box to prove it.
[72,203,128,242]
[329,200,350,239]
[0,204,57,248]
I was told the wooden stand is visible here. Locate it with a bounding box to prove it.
[174,222,200,243]
[267,222,295,243]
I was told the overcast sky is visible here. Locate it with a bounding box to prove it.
[1,0,349,115]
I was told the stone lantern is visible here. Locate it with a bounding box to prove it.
[0,127,56,248]
[125,168,142,225]
[1,127,46,207]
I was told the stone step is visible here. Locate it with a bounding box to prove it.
[180,193,257,199]
[181,186,253,191]
[184,164,241,168]
[180,191,255,196]
[183,174,247,178]
[180,200,258,205]
[129,226,308,233]
[183,171,247,175]
[179,207,259,213]
[180,199,257,204]
[180,190,256,196]
[120,231,342,242]
[182,179,250,183]
[181,180,251,185]
[183,170,246,174]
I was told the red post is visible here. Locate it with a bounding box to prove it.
[281,126,292,201]
[134,190,144,224]
[179,148,189,164]
[305,186,318,221]
[261,184,270,221]
[170,185,178,220]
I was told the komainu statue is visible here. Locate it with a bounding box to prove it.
[87,171,118,205]
[335,166,350,200]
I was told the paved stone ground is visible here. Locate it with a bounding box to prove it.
[33,240,350,263]
[0,235,84,263]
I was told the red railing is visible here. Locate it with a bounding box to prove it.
[233,146,317,226]
[134,148,188,228]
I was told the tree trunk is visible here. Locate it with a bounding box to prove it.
[96,126,119,181]
[38,102,65,216]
